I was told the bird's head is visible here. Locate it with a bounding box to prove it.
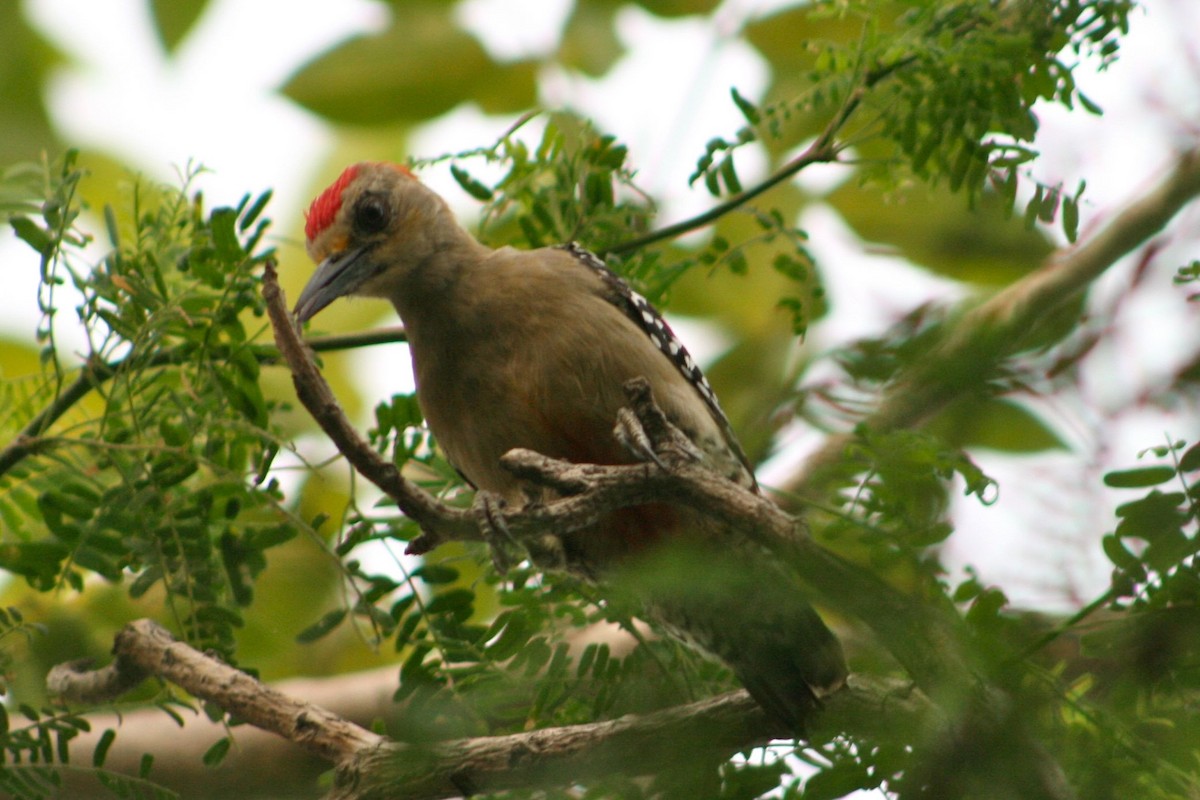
[294,162,466,322]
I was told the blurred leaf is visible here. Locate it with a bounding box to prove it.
[631,0,720,16]
[743,4,886,152]
[829,181,1053,286]
[928,396,1067,453]
[1082,608,1200,685]
[803,759,872,800]
[1104,466,1177,489]
[1178,441,1200,473]
[295,608,347,644]
[149,0,209,53]
[202,736,232,767]
[282,7,536,124]
[1114,492,1187,561]
[0,1,64,163]
[559,2,624,77]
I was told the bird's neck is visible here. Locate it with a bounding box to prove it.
[386,234,493,334]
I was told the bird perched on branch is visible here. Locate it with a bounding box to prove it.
[294,161,847,730]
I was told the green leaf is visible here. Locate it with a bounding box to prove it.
[92,729,116,768]
[1076,91,1103,115]
[484,610,531,661]
[239,189,272,232]
[393,611,423,651]
[584,172,613,207]
[966,587,1008,627]
[210,207,242,260]
[1114,492,1187,554]
[295,608,347,643]
[1024,185,1043,230]
[191,604,245,628]
[558,3,623,77]
[719,156,742,194]
[730,87,760,125]
[450,164,493,201]
[1062,195,1079,243]
[39,488,95,520]
[150,452,198,487]
[414,563,459,585]
[0,541,70,588]
[10,215,51,254]
[1104,466,1177,489]
[202,736,231,768]
[149,0,209,53]
[282,12,535,124]
[1102,534,1137,569]
[830,180,1051,286]
[929,397,1066,453]
[1178,442,1200,473]
[425,588,474,615]
[703,167,720,197]
[804,760,872,800]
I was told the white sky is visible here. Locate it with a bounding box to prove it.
[4,0,1200,612]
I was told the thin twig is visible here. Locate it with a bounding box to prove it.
[0,326,408,481]
[604,134,844,257]
[604,46,917,257]
[307,326,407,352]
[262,262,474,538]
[0,357,114,477]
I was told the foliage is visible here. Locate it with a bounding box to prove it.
[0,153,299,793]
[1,152,289,659]
[696,0,1132,244]
[2,0,1199,799]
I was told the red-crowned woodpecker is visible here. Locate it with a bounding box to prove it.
[296,162,847,729]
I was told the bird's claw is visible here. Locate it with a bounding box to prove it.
[473,491,518,574]
[614,398,705,471]
[614,407,670,470]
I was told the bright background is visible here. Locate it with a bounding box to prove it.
[3,0,1199,612]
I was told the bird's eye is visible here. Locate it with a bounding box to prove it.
[354,196,389,234]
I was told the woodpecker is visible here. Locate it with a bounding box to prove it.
[295,162,847,729]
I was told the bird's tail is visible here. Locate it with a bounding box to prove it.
[627,536,848,733]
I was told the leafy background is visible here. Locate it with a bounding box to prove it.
[1,0,1199,797]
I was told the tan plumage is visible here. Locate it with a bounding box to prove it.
[297,162,847,729]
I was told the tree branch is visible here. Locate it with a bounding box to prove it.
[604,133,843,257]
[328,676,929,800]
[263,262,974,700]
[259,245,1087,799]
[40,259,1082,800]
[306,326,408,351]
[59,666,403,799]
[0,356,116,478]
[49,619,383,765]
[788,147,1200,497]
[604,44,921,257]
[0,325,406,482]
[49,618,929,800]
[264,268,476,538]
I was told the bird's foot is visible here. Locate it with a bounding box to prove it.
[472,491,518,574]
[614,407,669,470]
[615,379,705,470]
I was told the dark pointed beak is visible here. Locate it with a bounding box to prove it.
[293,245,373,323]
